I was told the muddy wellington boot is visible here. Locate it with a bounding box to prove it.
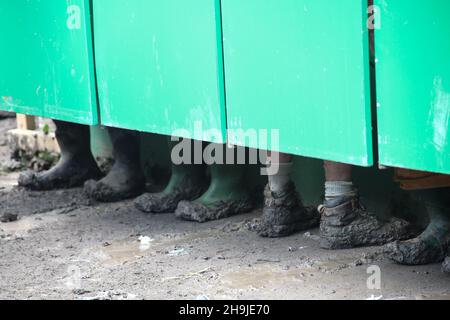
[84,127,145,202]
[19,120,102,190]
[258,163,319,238]
[320,188,417,250]
[384,188,450,266]
[175,164,254,223]
[135,162,208,214]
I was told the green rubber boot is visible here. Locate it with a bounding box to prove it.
[135,162,208,214]
[175,164,254,223]
[384,188,450,266]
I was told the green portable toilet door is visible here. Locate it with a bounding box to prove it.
[0,0,98,125]
[93,0,227,143]
[375,0,450,174]
[221,0,373,166]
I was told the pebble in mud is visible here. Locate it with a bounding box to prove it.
[0,213,18,223]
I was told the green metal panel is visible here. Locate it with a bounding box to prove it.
[93,0,226,143]
[0,0,98,125]
[221,0,373,166]
[375,0,450,174]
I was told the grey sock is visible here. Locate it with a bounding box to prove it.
[268,163,293,193]
[325,181,357,201]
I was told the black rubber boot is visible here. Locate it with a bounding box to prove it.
[384,188,450,266]
[175,164,254,223]
[320,194,417,250]
[135,163,208,214]
[18,120,102,190]
[258,182,319,238]
[84,127,145,202]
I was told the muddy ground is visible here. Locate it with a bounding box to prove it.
[0,118,449,300]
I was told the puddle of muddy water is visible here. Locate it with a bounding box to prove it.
[0,217,36,234]
[98,240,151,267]
[0,212,59,236]
[0,173,19,191]
[96,230,219,267]
[221,265,309,290]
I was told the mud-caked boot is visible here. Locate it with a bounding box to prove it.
[384,188,450,266]
[84,127,145,202]
[320,182,417,250]
[175,164,254,223]
[258,163,319,238]
[135,163,208,214]
[19,120,102,190]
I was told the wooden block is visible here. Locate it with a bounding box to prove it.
[16,114,36,131]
